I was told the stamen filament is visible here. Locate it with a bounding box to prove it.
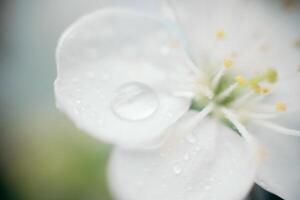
[188,103,214,126]
[212,67,226,89]
[222,108,257,148]
[231,91,255,108]
[217,83,238,101]
[197,85,214,99]
[255,120,300,137]
[245,112,278,120]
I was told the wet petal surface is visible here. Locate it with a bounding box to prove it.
[109,113,256,200]
[55,8,196,148]
[248,121,300,200]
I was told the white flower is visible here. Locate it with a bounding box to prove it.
[54,0,300,200]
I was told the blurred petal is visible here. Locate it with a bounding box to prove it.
[248,121,300,200]
[168,0,300,75]
[109,113,256,200]
[55,8,197,148]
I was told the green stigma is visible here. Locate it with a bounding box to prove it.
[265,68,278,83]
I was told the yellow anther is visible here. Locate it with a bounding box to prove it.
[261,87,271,94]
[224,59,233,69]
[265,68,278,83]
[276,102,287,112]
[251,84,262,93]
[235,75,247,85]
[216,30,225,40]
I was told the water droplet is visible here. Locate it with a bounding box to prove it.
[111,82,159,121]
[183,154,190,161]
[195,146,201,152]
[173,165,182,175]
[186,134,196,144]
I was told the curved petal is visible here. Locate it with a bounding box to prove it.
[251,75,300,131]
[108,113,256,200]
[54,8,197,148]
[262,75,300,113]
[248,121,300,200]
[168,0,300,75]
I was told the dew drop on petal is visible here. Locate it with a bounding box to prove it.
[111,82,159,121]
[183,154,190,161]
[186,134,196,144]
[204,185,211,191]
[87,71,95,79]
[173,165,182,175]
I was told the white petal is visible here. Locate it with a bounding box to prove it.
[55,8,196,148]
[248,121,300,200]
[264,75,300,111]
[108,113,256,200]
[168,0,300,75]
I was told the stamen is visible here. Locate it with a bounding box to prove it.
[275,102,287,112]
[197,84,214,99]
[231,91,255,108]
[217,83,238,101]
[265,68,278,83]
[216,29,225,40]
[251,83,262,93]
[188,103,215,126]
[261,87,271,95]
[245,111,278,120]
[255,120,300,137]
[235,75,247,86]
[212,67,226,88]
[222,108,257,149]
[212,59,233,88]
[224,59,234,69]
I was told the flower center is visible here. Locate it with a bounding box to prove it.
[190,59,286,132]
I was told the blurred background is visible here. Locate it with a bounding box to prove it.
[0,0,285,200]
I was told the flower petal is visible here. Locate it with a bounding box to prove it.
[248,121,300,200]
[108,113,256,200]
[168,0,300,74]
[55,8,196,148]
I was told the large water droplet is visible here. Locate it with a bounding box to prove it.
[173,165,182,175]
[111,82,159,121]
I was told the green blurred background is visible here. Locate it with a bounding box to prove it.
[0,0,284,200]
[0,0,114,199]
